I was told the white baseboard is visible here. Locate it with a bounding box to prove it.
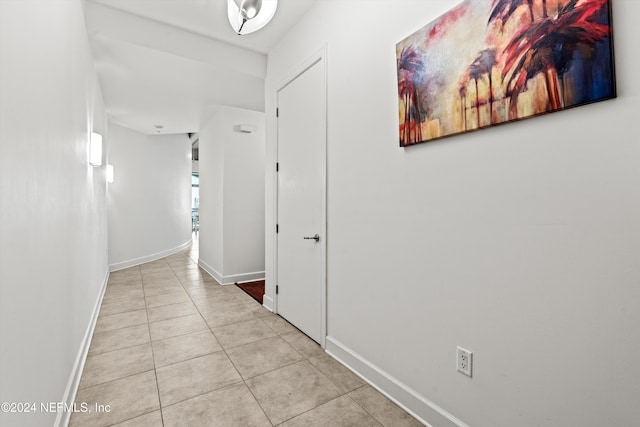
[197,258,264,285]
[325,337,468,427]
[55,269,109,427]
[197,258,224,284]
[263,294,274,312]
[109,239,192,271]
[236,277,266,284]
[226,271,265,285]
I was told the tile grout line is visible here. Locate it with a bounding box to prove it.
[77,368,156,394]
[81,257,194,424]
[147,249,373,426]
[80,341,152,365]
[77,346,357,414]
[92,247,412,426]
[236,302,351,424]
[154,380,247,415]
[89,265,160,426]
[79,268,148,395]
[168,252,278,426]
[240,372,276,426]
[80,262,181,423]
[341,386,388,427]
[272,386,385,427]
[148,311,205,327]
[142,262,168,427]
[92,320,148,336]
[272,357,359,425]
[111,251,361,425]
[79,256,264,411]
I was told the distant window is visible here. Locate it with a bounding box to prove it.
[192,174,199,210]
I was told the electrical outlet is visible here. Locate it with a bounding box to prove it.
[457,346,473,377]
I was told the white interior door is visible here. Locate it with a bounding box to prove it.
[276,56,326,344]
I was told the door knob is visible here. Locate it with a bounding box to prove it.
[303,234,320,242]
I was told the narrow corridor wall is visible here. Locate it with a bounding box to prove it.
[0,1,109,426]
[265,1,640,426]
[107,124,192,270]
[199,106,266,284]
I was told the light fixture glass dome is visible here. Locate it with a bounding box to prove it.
[227,0,278,35]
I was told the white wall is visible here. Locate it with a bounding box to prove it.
[0,1,109,426]
[199,114,225,278]
[107,124,192,270]
[265,1,640,426]
[199,106,266,284]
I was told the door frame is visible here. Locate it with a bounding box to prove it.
[273,45,328,348]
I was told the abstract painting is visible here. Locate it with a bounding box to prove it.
[396,0,616,146]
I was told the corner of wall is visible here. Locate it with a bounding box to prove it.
[325,337,467,427]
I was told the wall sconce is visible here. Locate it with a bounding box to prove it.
[106,164,114,183]
[227,0,278,35]
[90,132,103,167]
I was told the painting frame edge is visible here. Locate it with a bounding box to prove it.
[395,0,617,148]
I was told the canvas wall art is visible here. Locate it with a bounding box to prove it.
[396,0,616,146]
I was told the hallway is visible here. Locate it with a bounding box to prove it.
[70,247,421,426]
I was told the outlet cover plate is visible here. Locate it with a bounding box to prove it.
[457,346,473,377]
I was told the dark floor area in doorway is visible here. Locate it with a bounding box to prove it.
[236,280,265,305]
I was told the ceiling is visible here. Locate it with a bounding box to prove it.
[84,0,318,135]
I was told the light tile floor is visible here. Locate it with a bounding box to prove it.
[70,243,422,426]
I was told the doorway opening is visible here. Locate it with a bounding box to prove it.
[192,173,199,233]
[189,172,200,263]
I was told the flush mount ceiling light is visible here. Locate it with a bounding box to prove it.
[227,0,278,35]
